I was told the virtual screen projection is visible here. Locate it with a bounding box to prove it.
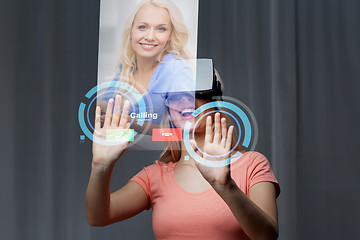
[79,59,258,165]
[78,0,258,166]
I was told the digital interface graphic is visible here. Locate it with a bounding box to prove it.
[183,96,258,167]
[78,81,153,146]
[79,83,258,167]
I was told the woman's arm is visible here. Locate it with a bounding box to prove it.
[213,181,278,240]
[85,163,149,226]
[192,113,278,239]
[85,96,150,226]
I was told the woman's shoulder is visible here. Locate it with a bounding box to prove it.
[142,160,176,175]
[161,53,192,72]
[162,52,182,62]
[150,53,195,92]
[231,151,270,169]
[244,151,268,161]
[232,151,280,196]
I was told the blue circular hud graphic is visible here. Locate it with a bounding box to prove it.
[78,81,152,146]
[183,96,258,167]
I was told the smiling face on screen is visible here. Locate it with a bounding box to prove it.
[167,93,210,131]
[131,4,172,61]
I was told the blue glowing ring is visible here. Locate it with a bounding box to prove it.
[191,110,241,158]
[183,100,253,167]
[86,90,135,136]
[78,81,150,144]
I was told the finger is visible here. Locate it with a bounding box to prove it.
[225,126,234,150]
[95,106,101,129]
[204,116,213,143]
[190,139,203,158]
[111,95,122,127]
[119,99,130,129]
[213,112,221,143]
[220,117,227,147]
[189,139,197,151]
[104,99,114,128]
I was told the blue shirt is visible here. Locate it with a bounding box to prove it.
[100,53,195,124]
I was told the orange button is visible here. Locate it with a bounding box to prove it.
[152,128,183,141]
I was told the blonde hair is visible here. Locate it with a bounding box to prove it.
[158,108,181,163]
[118,0,191,84]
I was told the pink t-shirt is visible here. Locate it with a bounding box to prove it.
[130,151,280,240]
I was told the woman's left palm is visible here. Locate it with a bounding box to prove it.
[191,113,234,188]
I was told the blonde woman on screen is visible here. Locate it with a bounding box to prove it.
[119,0,191,89]
[100,0,195,126]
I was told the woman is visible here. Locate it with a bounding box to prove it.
[118,0,191,88]
[100,0,194,125]
[86,89,281,239]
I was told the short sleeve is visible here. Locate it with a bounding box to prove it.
[248,152,280,197]
[129,162,161,199]
[168,61,195,89]
[129,167,151,198]
[152,57,196,94]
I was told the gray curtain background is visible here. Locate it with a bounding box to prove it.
[1,0,359,239]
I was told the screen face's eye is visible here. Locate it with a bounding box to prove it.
[167,94,183,102]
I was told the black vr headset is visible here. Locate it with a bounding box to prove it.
[157,59,223,100]
[194,59,223,99]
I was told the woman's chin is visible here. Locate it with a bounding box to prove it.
[172,117,194,129]
[186,124,205,133]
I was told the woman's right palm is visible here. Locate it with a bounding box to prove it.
[92,95,131,167]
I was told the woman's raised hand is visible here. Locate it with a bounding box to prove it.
[92,95,131,167]
[190,112,234,188]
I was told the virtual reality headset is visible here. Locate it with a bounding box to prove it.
[153,58,223,99]
[194,58,223,99]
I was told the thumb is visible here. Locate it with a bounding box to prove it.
[189,139,203,158]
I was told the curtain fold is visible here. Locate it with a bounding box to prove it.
[198,1,298,237]
[1,0,359,239]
